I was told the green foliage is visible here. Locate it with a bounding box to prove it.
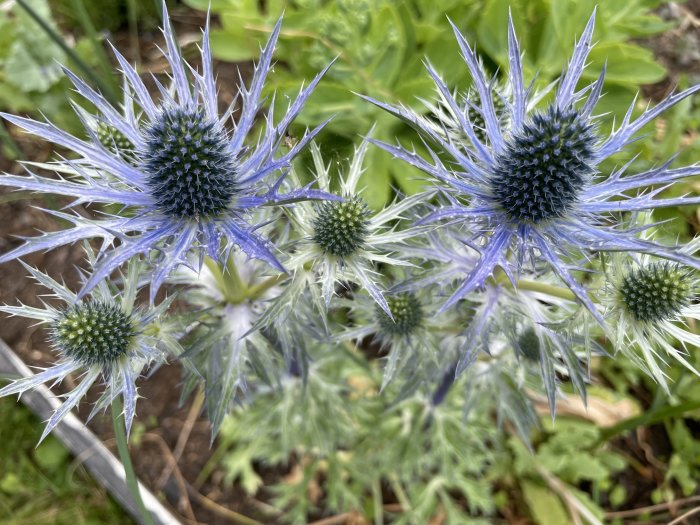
[665,419,700,496]
[186,0,673,207]
[52,0,164,34]
[214,345,637,523]
[0,0,68,128]
[0,0,108,132]
[3,0,65,93]
[520,482,570,525]
[0,398,129,524]
[597,329,700,508]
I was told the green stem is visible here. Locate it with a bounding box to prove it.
[224,256,248,298]
[516,279,580,302]
[68,0,120,96]
[126,0,141,66]
[492,267,592,303]
[16,0,120,106]
[111,398,156,525]
[596,398,700,445]
[247,274,287,300]
[204,257,247,304]
[371,478,384,525]
[193,439,229,489]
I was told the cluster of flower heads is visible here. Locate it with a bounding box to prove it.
[0,5,699,442]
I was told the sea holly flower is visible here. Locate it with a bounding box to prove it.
[395,229,602,415]
[604,242,700,392]
[363,10,700,323]
[173,251,301,436]
[280,137,430,317]
[336,286,461,389]
[0,2,334,301]
[0,255,173,442]
[500,295,605,418]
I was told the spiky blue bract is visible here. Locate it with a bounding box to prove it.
[280,136,432,319]
[0,256,171,443]
[364,9,700,323]
[0,2,335,301]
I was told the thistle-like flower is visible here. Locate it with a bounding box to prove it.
[174,251,300,436]
[394,229,602,415]
[281,136,428,316]
[604,245,700,391]
[337,286,461,388]
[0,3,334,301]
[0,256,172,442]
[364,10,700,322]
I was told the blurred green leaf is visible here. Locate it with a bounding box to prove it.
[587,42,667,85]
[5,41,64,92]
[521,481,569,525]
[34,436,70,470]
[0,473,23,495]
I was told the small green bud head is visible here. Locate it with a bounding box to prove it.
[313,195,370,258]
[376,293,424,337]
[517,328,541,362]
[466,90,506,143]
[620,263,694,323]
[96,122,135,156]
[52,301,136,367]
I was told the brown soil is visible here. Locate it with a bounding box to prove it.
[641,0,700,100]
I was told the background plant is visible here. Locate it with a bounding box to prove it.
[185,0,680,208]
[0,1,699,524]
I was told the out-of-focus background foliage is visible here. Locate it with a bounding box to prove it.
[0,0,699,524]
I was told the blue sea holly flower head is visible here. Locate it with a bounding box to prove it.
[282,135,430,317]
[0,2,334,301]
[363,9,700,323]
[0,255,173,443]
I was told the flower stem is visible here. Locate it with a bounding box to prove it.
[516,279,580,302]
[111,398,156,525]
[247,273,287,300]
[491,267,590,303]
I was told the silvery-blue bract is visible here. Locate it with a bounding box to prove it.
[364,10,700,324]
[0,3,334,301]
[0,256,172,442]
